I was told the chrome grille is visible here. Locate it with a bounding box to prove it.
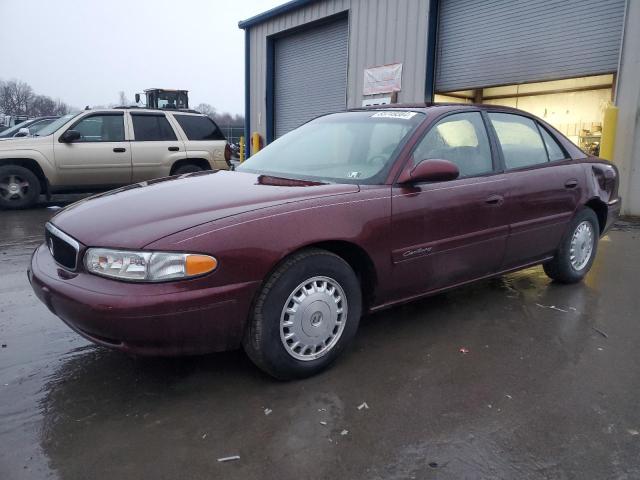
[45,222,80,270]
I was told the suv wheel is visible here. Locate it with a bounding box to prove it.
[0,165,41,209]
[543,208,599,284]
[243,249,362,380]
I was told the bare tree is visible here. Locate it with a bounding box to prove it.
[118,91,129,106]
[29,95,70,116]
[195,103,216,117]
[195,102,243,127]
[0,79,34,115]
[0,78,71,116]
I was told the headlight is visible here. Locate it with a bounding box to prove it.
[84,248,217,282]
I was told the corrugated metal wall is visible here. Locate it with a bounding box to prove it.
[247,0,431,140]
[274,18,349,137]
[436,0,627,92]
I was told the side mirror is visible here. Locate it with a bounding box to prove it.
[15,127,30,137]
[398,159,460,184]
[135,93,140,103]
[59,130,81,143]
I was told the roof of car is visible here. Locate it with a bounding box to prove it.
[89,107,203,115]
[349,102,528,114]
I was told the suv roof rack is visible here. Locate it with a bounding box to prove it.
[111,106,201,114]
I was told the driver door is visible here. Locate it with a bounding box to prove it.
[53,112,132,186]
[389,111,509,300]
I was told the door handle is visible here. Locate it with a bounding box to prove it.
[564,179,578,189]
[113,147,126,153]
[485,194,504,206]
[168,146,179,152]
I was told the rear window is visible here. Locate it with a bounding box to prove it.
[131,114,177,141]
[539,126,567,161]
[488,113,548,169]
[174,115,225,141]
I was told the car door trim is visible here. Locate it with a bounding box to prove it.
[509,211,574,235]
[392,224,509,264]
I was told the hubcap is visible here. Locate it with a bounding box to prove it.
[569,221,595,271]
[0,174,30,201]
[280,276,348,361]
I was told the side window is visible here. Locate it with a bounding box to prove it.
[413,112,493,177]
[539,125,567,161]
[131,114,177,141]
[72,114,124,142]
[488,113,548,169]
[174,115,225,141]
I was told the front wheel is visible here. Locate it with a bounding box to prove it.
[544,208,599,284]
[243,249,362,380]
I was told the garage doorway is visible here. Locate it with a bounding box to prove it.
[435,74,614,155]
[271,16,349,140]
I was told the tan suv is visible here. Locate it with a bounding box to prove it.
[0,108,231,209]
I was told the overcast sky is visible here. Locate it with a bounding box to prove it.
[0,0,283,114]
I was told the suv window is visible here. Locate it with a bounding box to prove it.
[413,112,493,177]
[131,114,177,141]
[174,115,225,141]
[539,125,566,161]
[488,113,548,169]
[72,114,125,142]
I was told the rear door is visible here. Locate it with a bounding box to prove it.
[172,114,228,170]
[53,112,131,186]
[128,112,187,182]
[389,111,509,300]
[486,112,583,268]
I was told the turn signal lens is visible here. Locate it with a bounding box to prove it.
[185,254,218,276]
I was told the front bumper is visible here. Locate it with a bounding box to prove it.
[29,244,259,356]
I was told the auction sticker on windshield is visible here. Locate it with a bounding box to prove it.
[371,111,418,120]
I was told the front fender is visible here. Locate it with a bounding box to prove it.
[0,148,56,182]
[144,187,392,302]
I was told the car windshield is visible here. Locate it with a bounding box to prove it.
[35,112,81,137]
[30,118,56,133]
[236,111,424,184]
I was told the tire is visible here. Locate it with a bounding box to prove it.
[543,208,599,284]
[0,165,41,209]
[173,164,204,175]
[243,249,362,380]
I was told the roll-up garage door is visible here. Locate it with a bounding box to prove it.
[435,0,626,92]
[274,17,348,138]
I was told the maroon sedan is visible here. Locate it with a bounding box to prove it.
[29,104,620,379]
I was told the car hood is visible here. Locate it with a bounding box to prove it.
[0,135,49,148]
[50,170,360,249]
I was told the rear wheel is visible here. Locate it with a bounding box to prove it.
[173,163,204,175]
[543,208,599,284]
[0,165,41,209]
[243,249,362,380]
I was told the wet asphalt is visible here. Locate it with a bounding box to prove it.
[1,197,639,480]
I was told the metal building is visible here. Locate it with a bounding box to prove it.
[239,0,639,215]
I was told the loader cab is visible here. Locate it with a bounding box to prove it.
[137,89,189,110]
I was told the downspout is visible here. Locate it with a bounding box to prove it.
[424,0,440,102]
[613,0,629,104]
[244,28,251,158]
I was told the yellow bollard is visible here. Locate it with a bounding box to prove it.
[600,105,618,161]
[251,132,262,155]
[239,136,245,162]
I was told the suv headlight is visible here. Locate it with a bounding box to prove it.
[84,248,217,282]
